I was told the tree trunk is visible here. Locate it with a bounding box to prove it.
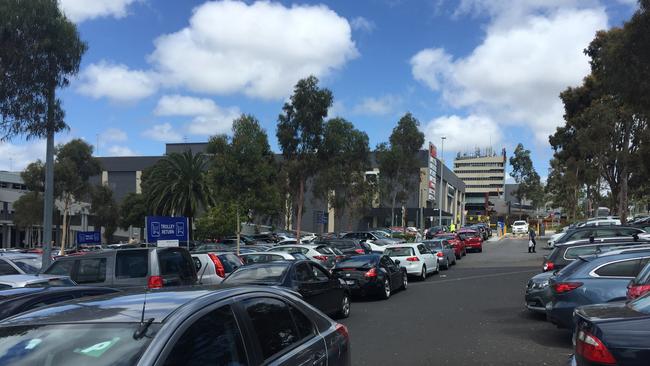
[296,177,304,241]
[60,197,70,256]
[619,120,631,224]
[42,81,56,269]
[391,193,397,227]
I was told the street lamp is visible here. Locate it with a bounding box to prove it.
[438,136,446,227]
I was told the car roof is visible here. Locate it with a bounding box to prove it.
[0,286,292,327]
[595,246,650,258]
[241,252,292,257]
[0,253,40,259]
[557,237,650,247]
[0,286,117,302]
[0,274,69,282]
[385,243,419,248]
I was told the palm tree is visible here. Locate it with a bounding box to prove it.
[143,150,214,240]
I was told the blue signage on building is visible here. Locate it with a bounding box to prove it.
[77,231,101,245]
[145,216,189,243]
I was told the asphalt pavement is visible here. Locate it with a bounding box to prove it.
[340,237,572,366]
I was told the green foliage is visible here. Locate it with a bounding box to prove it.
[55,139,102,199]
[313,118,371,229]
[194,202,245,240]
[90,185,119,243]
[376,113,425,225]
[206,114,282,222]
[21,161,46,192]
[119,193,147,231]
[509,143,544,210]
[12,192,43,229]
[276,76,333,235]
[0,0,86,140]
[142,150,214,239]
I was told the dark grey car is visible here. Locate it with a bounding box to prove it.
[42,247,197,290]
[423,239,456,270]
[0,286,351,366]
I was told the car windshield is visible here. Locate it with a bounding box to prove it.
[25,277,76,288]
[458,233,476,240]
[423,241,443,250]
[384,247,415,257]
[10,257,42,274]
[0,323,158,366]
[372,231,388,238]
[513,221,526,226]
[635,262,650,284]
[224,264,289,284]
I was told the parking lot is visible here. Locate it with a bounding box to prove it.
[341,237,573,365]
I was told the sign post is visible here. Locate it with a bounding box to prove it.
[145,216,189,247]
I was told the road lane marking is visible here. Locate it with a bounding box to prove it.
[410,268,538,286]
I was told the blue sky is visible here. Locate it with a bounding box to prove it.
[0,0,638,180]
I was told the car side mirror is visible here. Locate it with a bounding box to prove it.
[394,260,401,265]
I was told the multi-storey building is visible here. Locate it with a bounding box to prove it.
[453,148,506,216]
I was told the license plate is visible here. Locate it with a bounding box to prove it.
[345,280,355,285]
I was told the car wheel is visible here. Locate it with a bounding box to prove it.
[337,294,351,319]
[401,272,408,290]
[420,265,427,281]
[478,247,483,253]
[381,278,391,299]
[442,260,449,270]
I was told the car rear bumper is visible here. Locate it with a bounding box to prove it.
[345,279,383,297]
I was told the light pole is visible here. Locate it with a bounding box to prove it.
[438,136,446,227]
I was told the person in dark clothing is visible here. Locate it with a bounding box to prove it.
[528,228,537,253]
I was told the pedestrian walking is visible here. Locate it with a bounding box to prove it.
[528,227,537,253]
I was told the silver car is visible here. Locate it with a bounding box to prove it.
[240,251,304,265]
[0,253,42,275]
[0,274,76,289]
[423,239,457,270]
[192,252,243,285]
[266,244,337,269]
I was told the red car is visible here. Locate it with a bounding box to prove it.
[435,233,466,259]
[457,229,483,253]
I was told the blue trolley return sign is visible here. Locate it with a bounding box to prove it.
[145,216,189,247]
[76,231,101,246]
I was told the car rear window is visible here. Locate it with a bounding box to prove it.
[564,245,600,260]
[75,258,107,284]
[328,241,355,249]
[10,257,41,274]
[115,250,148,278]
[384,247,415,257]
[315,246,333,255]
[25,277,76,287]
[218,254,242,273]
[224,265,289,284]
[423,241,443,250]
[336,255,378,268]
[157,249,195,279]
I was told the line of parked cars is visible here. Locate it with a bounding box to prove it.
[0,226,488,365]
[523,231,650,365]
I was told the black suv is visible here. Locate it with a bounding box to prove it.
[542,238,650,272]
[43,247,197,289]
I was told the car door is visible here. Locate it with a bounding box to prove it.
[238,297,327,366]
[292,263,322,308]
[309,263,341,314]
[417,244,436,272]
[379,256,401,289]
[158,303,249,366]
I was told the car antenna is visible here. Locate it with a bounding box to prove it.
[133,290,154,340]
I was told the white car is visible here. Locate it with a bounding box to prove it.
[511,221,529,234]
[266,244,337,269]
[383,243,438,281]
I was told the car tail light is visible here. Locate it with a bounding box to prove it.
[553,282,583,294]
[147,275,163,289]
[355,249,365,254]
[335,323,349,339]
[575,329,616,365]
[365,267,377,278]
[313,255,328,262]
[627,284,650,300]
[406,257,420,262]
[208,253,226,278]
[543,262,554,272]
[436,252,444,257]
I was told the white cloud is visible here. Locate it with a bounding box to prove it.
[59,0,139,23]
[328,100,346,118]
[350,16,376,33]
[0,141,46,171]
[412,7,608,143]
[106,145,137,156]
[142,123,183,143]
[153,95,241,136]
[352,95,402,116]
[99,128,128,143]
[76,61,158,103]
[148,1,358,99]
[421,114,502,153]
[154,95,221,117]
